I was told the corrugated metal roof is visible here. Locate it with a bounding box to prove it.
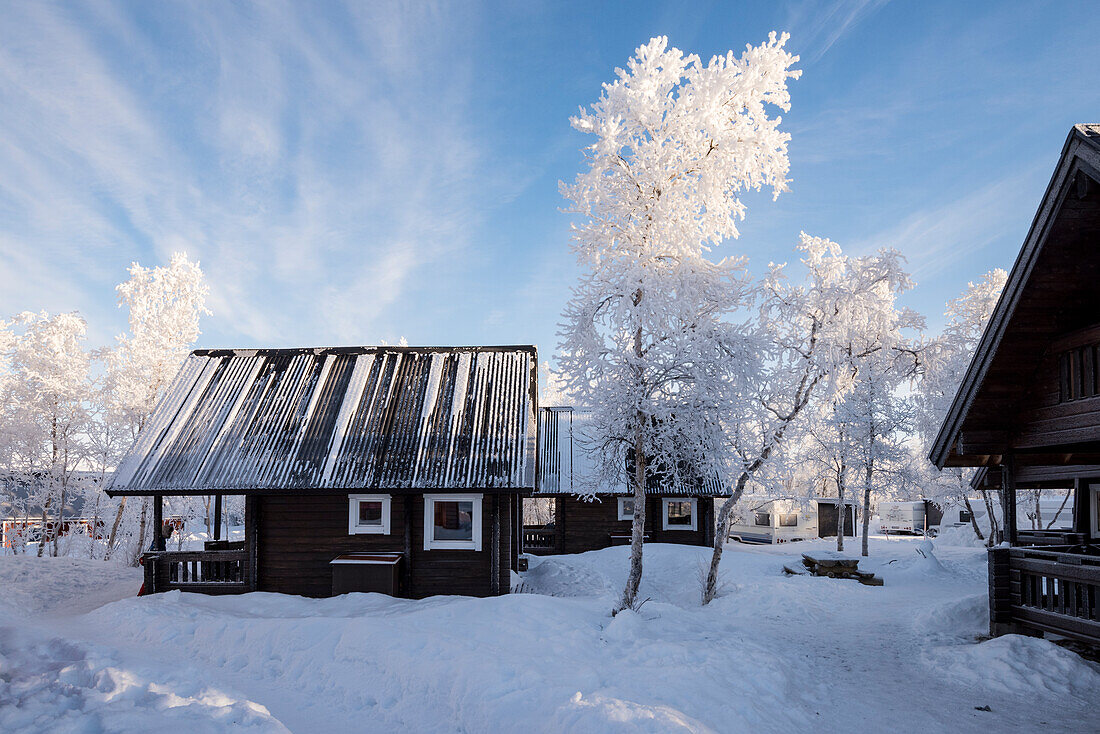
[109,346,537,495]
[536,407,728,496]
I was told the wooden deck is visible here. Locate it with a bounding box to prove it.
[142,541,252,595]
[989,545,1100,645]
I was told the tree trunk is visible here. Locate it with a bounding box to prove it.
[963,496,984,541]
[981,489,999,547]
[836,465,847,552]
[88,493,101,559]
[703,472,750,604]
[860,465,872,557]
[617,317,647,614]
[52,482,67,558]
[1045,490,1072,530]
[36,494,51,558]
[1032,489,1042,530]
[104,496,127,561]
[134,498,149,566]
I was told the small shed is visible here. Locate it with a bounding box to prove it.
[108,345,537,599]
[815,498,857,538]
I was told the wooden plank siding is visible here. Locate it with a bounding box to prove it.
[255,493,512,599]
[556,495,713,554]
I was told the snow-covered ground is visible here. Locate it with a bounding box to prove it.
[1,538,1097,733]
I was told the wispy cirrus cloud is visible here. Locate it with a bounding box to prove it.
[0,1,518,348]
[784,0,890,62]
[846,160,1048,281]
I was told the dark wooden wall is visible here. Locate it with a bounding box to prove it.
[556,495,712,554]
[254,492,513,599]
[1010,323,1100,451]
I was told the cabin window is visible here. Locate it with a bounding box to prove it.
[617,497,636,521]
[959,509,972,523]
[348,494,391,535]
[1059,345,1100,402]
[662,498,697,531]
[779,513,798,527]
[423,494,483,551]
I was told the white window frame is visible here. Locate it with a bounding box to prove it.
[617,496,636,521]
[424,493,483,551]
[662,497,698,531]
[348,494,391,535]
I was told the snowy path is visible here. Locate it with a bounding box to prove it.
[1,540,1098,733]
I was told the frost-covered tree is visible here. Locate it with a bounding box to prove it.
[916,269,1007,544]
[0,311,91,557]
[703,235,916,602]
[98,253,210,561]
[558,34,800,612]
[842,350,921,556]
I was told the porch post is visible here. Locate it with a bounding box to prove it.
[152,493,165,551]
[1002,454,1018,546]
[490,494,501,595]
[246,495,259,591]
[213,494,223,541]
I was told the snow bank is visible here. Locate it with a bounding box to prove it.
[1,539,1095,733]
[913,594,988,642]
[935,524,986,548]
[924,634,1100,699]
[0,555,141,620]
[0,625,288,733]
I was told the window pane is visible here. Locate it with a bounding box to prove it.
[754,512,771,527]
[666,501,692,525]
[779,513,798,527]
[434,500,474,541]
[621,499,635,518]
[358,501,383,526]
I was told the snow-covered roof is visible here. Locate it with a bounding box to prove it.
[109,346,537,495]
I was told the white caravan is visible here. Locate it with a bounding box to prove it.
[725,496,819,544]
[878,500,934,535]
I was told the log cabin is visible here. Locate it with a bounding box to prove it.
[523,407,724,555]
[930,124,1100,645]
[107,345,537,599]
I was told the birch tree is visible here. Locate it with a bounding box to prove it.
[99,252,210,561]
[0,311,91,557]
[703,235,915,603]
[558,34,800,612]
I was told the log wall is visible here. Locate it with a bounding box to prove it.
[255,492,513,599]
[556,495,713,554]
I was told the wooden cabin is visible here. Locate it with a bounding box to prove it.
[107,346,537,599]
[930,124,1100,645]
[523,407,722,555]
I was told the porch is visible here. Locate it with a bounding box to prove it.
[989,544,1100,645]
[522,526,560,555]
[142,540,254,595]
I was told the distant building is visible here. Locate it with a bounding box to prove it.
[524,407,727,554]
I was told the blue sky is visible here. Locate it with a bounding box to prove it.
[2,1,1099,368]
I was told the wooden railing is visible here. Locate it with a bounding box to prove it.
[1015,530,1086,546]
[522,527,558,554]
[990,545,1100,645]
[143,548,252,595]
